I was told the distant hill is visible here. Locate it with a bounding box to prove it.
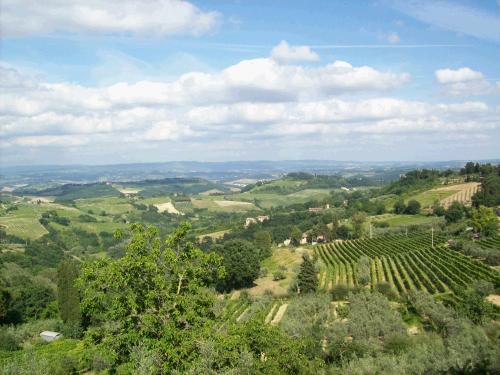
[16,182,122,201]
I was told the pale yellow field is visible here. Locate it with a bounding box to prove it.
[154,202,182,215]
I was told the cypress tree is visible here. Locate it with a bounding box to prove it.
[57,260,82,336]
[297,254,318,294]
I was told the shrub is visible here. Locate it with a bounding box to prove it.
[0,329,20,351]
[331,284,350,301]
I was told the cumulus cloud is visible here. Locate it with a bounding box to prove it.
[1,61,497,162]
[435,67,483,84]
[435,67,500,96]
[271,40,320,64]
[1,0,219,37]
[0,59,409,118]
[385,32,401,44]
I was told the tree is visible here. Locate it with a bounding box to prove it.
[77,222,224,372]
[472,175,500,207]
[346,291,405,340]
[290,226,302,246]
[297,254,318,294]
[217,239,260,291]
[404,199,421,215]
[253,230,272,260]
[445,201,464,223]
[352,212,367,238]
[470,206,498,237]
[356,256,371,286]
[432,200,446,216]
[393,200,406,214]
[57,260,82,337]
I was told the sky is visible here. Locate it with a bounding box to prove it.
[1,0,500,166]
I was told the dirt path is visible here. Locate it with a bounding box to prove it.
[265,304,278,324]
[486,294,500,307]
[270,303,289,325]
[236,307,250,322]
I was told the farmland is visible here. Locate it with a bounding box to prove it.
[316,232,500,296]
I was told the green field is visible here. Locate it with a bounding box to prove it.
[371,214,444,227]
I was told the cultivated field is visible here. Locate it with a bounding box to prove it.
[316,233,500,297]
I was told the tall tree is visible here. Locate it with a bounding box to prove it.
[352,212,367,239]
[57,260,82,336]
[253,230,272,260]
[297,254,318,294]
[290,226,302,246]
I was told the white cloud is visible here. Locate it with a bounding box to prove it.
[435,67,483,83]
[435,67,499,96]
[1,62,497,162]
[1,0,219,37]
[271,40,320,64]
[0,59,409,118]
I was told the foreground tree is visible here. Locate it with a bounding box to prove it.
[77,222,224,373]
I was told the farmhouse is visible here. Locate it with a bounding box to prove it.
[245,217,257,227]
[308,204,330,213]
[245,215,269,227]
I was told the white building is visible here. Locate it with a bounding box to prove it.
[40,331,63,342]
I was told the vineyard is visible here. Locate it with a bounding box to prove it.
[316,232,500,296]
[477,236,500,250]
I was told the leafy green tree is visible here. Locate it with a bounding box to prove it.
[432,200,446,216]
[77,222,224,372]
[216,239,260,291]
[297,254,318,294]
[352,212,367,238]
[445,201,464,223]
[253,230,272,260]
[346,291,405,340]
[404,199,421,215]
[393,200,406,214]
[57,260,82,337]
[356,256,371,286]
[290,226,302,246]
[472,175,500,207]
[470,206,498,237]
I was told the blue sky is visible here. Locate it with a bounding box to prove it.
[1,0,499,165]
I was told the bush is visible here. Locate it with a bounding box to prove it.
[0,329,20,351]
[272,268,286,281]
[375,282,398,300]
[331,284,350,301]
[373,221,389,228]
[405,200,421,215]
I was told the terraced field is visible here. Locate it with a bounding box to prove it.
[316,233,500,296]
